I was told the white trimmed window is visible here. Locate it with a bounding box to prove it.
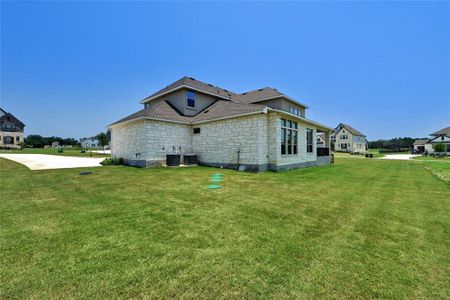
[281,118,298,155]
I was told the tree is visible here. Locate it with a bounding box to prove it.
[433,142,446,153]
[97,132,108,152]
[24,135,46,148]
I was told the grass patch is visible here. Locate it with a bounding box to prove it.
[416,160,450,184]
[412,156,450,161]
[1,158,449,298]
[0,148,109,157]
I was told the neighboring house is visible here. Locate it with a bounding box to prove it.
[80,136,100,148]
[331,123,367,153]
[412,139,429,153]
[316,132,326,148]
[420,126,450,154]
[51,141,60,148]
[109,76,333,171]
[0,108,25,149]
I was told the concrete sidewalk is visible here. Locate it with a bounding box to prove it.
[0,154,104,170]
[378,154,421,160]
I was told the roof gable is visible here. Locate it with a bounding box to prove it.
[431,126,450,137]
[334,123,365,137]
[0,109,25,127]
[139,76,308,107]
[413,139,429,145]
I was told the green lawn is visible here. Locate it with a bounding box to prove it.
[412,155,450,161]
[1,157,449,299]
[0,147,109,157]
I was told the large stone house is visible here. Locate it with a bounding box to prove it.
[331,123,367,153]
[109,76,332,171]
[414,126,450,154]
[0,108,25,149]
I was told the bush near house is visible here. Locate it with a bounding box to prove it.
[100,157,123,165]
[433,142,446,153]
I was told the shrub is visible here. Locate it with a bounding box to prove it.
[433,142,446,153]
[101,157,123,166]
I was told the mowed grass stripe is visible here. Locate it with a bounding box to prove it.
[1,158,449,299]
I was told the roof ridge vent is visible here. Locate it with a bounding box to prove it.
[242,92,247,95]
[189,77,196,81]
[258,88,264,91]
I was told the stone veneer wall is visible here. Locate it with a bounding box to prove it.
[111,112,329,171]
[111,119,192,166]
[192,114,268,171]
[0,131,24,149]
[267,112,318,171]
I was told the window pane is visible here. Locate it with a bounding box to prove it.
[187,91,195,100]
[187,99,195,108]
[187,91,195,107]
[287,130,292,154]
[281,119,286,127]
[293,145,297,154]
[306,128,313,153]
[281,128,286,154]
[293,122,298,129]
[287,120,292,128]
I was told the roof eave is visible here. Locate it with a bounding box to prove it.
[192,109,267,125]
[108,116,190,128]
[252,95,309,108]
[267,108,332,131]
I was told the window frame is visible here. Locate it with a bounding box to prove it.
[306,128,313,153]
[281,118,298,156]
[186,90,196,108]
[193,127,201,134]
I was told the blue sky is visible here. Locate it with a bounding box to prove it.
[1,1,449,140]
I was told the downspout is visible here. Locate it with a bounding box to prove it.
[237,148,241,170]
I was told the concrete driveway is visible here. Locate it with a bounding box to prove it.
[378,154,421,160]
[0,154,104,170]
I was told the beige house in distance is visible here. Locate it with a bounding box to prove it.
[413,126,450,154]
[0,108,25,149]
[109,76,333,171]
[331,123,367,153]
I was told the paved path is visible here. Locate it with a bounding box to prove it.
[0,154,104,170]
[378,154,421,160]
[89,150,111,154]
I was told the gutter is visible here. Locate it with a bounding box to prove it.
[107,116,190,128]
[252,95,309,109]
[191,109,267,125]
[267,108,333,131]
[107,109,267,128]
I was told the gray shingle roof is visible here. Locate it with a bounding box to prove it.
[112,76,311,126]
[141,76,298,105]
[335,123,365,137]
[413,139,429,145]
[110,99,266,126]
[236,87,284,103]
[192,101,266,123]
[431,126,450,137]
[141,76,238,103]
